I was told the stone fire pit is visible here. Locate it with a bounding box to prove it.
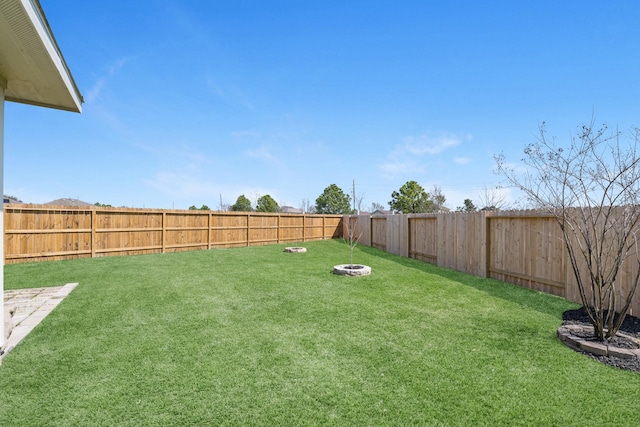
[333,264,371,276]
[284,247,307,253]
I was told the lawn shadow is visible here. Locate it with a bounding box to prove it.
[355,244,577,320]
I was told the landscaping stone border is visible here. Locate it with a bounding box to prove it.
[284,247,307,253]
[557,324,640,360]
[333,264,372,276]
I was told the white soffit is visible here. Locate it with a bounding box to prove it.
[0,0,83,112]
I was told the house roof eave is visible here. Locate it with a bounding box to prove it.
[0,0,83,112]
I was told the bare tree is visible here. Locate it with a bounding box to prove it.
[430,185,448,212]
[300,198,315,214]
[344,215,362,267]
[356,193,366,213]
[370,202,385,212]
[351,180,366,213]
[477,185,508,211]
[218,194,229,211]
[496,120,640,341]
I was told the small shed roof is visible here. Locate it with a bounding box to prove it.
[0,0,82,112]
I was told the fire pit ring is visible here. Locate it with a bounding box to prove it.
[284,247,307,253]
[333,264,371,276]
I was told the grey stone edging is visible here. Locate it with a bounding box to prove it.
[284,247,307,253]
[557,324,640,360]
[333,264,372,276]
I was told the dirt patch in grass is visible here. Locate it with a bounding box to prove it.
[562,307,640,373]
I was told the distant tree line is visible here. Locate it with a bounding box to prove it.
[195,181,508,215]
[188,205,210,210]
[6,180,506,215]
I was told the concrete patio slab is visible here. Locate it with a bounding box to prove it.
[1,283,78,362]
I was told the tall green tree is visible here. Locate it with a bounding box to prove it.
[315,184,353,214]
[389,181,433,213]
[256,195,280,212]
[456,199,477,212]
[188,205,210,210]
[230,195,253,212]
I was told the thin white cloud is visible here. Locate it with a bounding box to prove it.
[84,79,105,105]
[205,76,227,100]
[85,57,130,105]
[205,75,256,111]
[379,158,425,175]
[232,128,304,170]
[143,171,219,199]
[454,157,472,164]
[379,131,469,177]
[245,145,276,162]
[133,140,213,169]
[143,170,283,209]
[231,130,262,139]
[497,160,529,175]
[402,133,462,155]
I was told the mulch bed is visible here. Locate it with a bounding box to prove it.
[562,307,640,373]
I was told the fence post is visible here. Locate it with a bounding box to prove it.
[246,213,250,246]
[370,215,373,248]
[162,211,166,253]
[482,211,489,278]
[407,215,411,259]
[485,212,491,278]
[3,208,344,263]
[207,212,212,250]
[91,209,97,258]
[322,216,326,240]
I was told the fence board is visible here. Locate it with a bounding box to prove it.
[408,215,437,264]
[371,217,387,251]
[487,212,566,297]
[4,205,343,263]
[347,210,640,314]
[385,214,408,257]
[356,215,372,247]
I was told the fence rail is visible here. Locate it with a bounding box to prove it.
[8,205,638,314]
[3,205,342,264]
[345,211,640,315]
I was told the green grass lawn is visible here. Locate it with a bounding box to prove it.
[1,239,639,426]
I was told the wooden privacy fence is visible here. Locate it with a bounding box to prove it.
[3,205,343,264]
[345,211,640,315]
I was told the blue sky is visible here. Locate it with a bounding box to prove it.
[5,1,640,211]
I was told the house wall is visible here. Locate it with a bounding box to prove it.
[1,83,6,351]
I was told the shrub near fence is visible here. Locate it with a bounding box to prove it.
[3,205,343,264]
[344,210,640,315]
